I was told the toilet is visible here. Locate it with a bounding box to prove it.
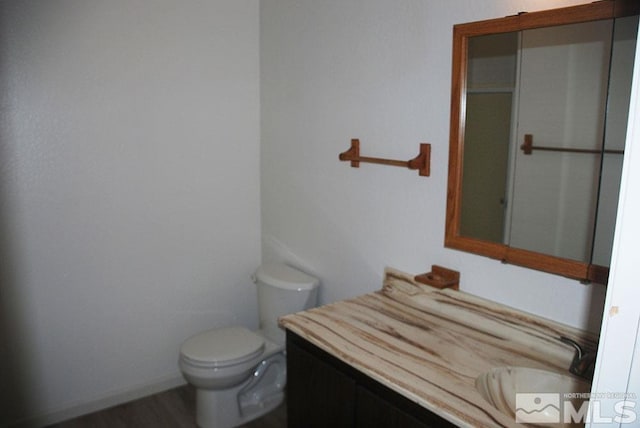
[179,263,319,428]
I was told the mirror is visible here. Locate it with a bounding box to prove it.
[446,0,639,284]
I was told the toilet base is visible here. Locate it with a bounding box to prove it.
[196,386,284,428]
[194,350,287,428]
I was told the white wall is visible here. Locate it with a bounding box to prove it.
[0,0,260,425]
[260,0,607,332]
[590,29,640,426]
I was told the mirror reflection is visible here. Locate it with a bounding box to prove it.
[460,16,637,267]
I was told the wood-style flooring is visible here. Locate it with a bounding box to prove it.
[46,385,287,428]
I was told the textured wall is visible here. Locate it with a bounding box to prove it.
[0,0,260,424]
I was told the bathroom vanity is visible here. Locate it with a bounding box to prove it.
[286,329,454,427]
[280,269,597,427]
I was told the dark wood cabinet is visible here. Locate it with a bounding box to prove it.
[286,331,456,428]
[356,386,434,428]
[287,332,356,427]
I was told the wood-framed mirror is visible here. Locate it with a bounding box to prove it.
[446,0,639,284]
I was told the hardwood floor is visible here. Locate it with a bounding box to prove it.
[46,385,287,428]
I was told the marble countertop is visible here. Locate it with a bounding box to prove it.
[279,268,598,427]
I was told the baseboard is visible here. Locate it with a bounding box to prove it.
[9,375,187,428]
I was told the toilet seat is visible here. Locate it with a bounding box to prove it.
[180,326,265,369]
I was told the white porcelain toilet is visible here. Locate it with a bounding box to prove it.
[179,263,319,428]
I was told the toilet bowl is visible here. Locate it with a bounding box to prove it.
[180,327,285,427]
[179,263,319,428]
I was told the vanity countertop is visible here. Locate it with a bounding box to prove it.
[279,268,598,427]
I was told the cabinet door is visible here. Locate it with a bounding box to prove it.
[356,386,432,428]
[287,339,356,428]
[510,20,612,260]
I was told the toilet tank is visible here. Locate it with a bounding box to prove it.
[254,263,319,344]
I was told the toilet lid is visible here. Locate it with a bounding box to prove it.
[181,327,265,367]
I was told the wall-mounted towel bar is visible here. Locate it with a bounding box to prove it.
[339,139,431,177]
[521,134,624,156]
